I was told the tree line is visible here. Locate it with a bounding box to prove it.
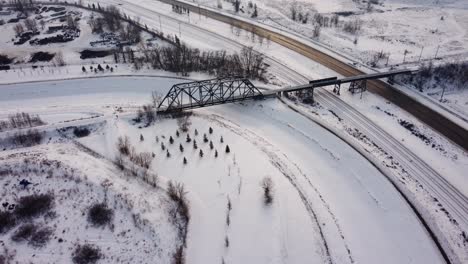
[136,43,268,80]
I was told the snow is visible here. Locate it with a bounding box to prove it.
[1,1,467,262]
[0,5,168,68]
[0,76,448,264]
[0,143,179,264]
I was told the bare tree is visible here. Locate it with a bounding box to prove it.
[53,52,66,66]
[66,15,78,30]
[13,23,24,36]
[177,116,191,132]
[23,18,38,32]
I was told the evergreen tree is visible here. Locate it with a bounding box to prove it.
[156,136,159,143]
[225,145,230,153]
[252,5,258,18]
[82,66,86,73]
[179,144,184,152]
[161,142,165,151]
[176,130,180,137]
[194,129,199,136]
[186,134,191,143]
[220,136,224,143]
[209,127,213,134]
[203,133,208,143]
[166,150,171,158]
[193,140,198,149]
[140,134,144,141]
[183,157,187,164]
[215,149,218,158]
[199,149,204,157]
[169,136,174,144]
[209,141,214,150]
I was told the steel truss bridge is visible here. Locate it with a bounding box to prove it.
[157,69,413,113]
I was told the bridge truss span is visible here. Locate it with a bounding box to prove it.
[157,77,264,113]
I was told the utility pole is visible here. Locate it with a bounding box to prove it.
[434,45,440,59]
[385,54,390,66]
[159,15,162,33]
[419,46,424,62]
[440,86,446,102]
[403,50,408,63]
[179,22,181,38]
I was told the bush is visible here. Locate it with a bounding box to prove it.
[12,223,53,247]
[116,136,130,155]
[261,177,274,205]
[14,193,54,220]
[167,181,190,226]
[29,226,53,247]
[0,211,16,234]
[29,51,55,62]
[72,244,102,264]
[0,54,14,64]
[11,223,35,242]
[172,246,185,264]
[87,203,113,227]
[10,129,43,147]
[73,127,90,138]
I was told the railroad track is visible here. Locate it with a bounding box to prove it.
[156,0,468,152]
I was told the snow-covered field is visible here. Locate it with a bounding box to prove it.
[1,1,467,263]
[0,77,448,263]
[0,5,167,68]
[196,0,468,67]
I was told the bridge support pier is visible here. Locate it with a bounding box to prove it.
[349,80,367,99]
[333,83,341,95]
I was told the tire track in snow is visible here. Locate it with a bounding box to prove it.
[197,112,359,264]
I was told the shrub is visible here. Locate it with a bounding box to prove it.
[87,203,113,227]
[177,116,191,133]
[72,244,102,264]
[261,177,274,205]
[167,181,190,224]
[29,226,53,247]
[10,129,43,147]
[0,211,16,234]
[73,127,90,138]
[12,223,53,247]
[172,246,185,264]
[116,136,131,155]
[14,193,54,220]
[11,223,36,242]
[29,52,55,62]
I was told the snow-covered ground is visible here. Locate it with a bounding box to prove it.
[195,0,468,67]
[0,77,448,263]
[0,5,167,68]
[0,141,180,263]
[1,1,467,263]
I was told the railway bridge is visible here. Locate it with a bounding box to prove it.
[157,69,413,113]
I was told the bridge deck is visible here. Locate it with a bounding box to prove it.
[276,69,413,94]
[157,69,413,113]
